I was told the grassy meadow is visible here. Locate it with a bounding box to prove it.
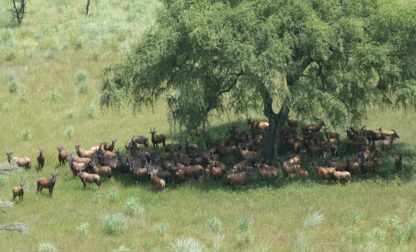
[1,1,416,251]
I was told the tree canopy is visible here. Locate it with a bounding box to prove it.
[101,0,416,162]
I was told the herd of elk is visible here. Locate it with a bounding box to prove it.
[5,118,405,200]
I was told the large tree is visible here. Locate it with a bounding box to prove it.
[101,0,416,164]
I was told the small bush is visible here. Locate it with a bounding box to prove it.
[75,70,89,94]
[86,104,98,119]
[8,73,18,93]
[382,215,400,229]
[208,216,222,233]
[155,223,168,235]
[76,222,89,236]
[65,109,76,120]
[107,189,119,203]
[295,233,309,252]
[37,242,57,252]
[103,213,128,235]
[0,174,8,187]
[42,89,63,102]
[368,227,385,242]
[345,228,365,245]
[124,197,144,217]
[114,245,130,252]
[212,235,224,251]
[171,237,205,252]
[18,89,28,103]
[351,211,361,224]
[303,211,324,228]
[237,217,253,243]
[396,222,416,242]
[63,126,74,139]
[21,129,33,141]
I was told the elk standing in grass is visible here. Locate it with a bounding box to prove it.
[75,144,95,158]
[6,151,31,169]
[149,128,166,149]
[12,181,25,200]
[79,171,101,188]
[57,145,68,165]
[149,167,165,192]
[37,149,45,169]
[37,170,58,197]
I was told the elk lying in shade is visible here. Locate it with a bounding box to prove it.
[37,170,58,197]
[227,171,248,187]
[6,151,31,169]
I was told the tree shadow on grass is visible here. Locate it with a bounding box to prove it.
[108,121,416,192]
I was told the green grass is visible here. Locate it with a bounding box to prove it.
[1,0,416,251]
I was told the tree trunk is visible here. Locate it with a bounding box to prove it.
[260,84,289,164]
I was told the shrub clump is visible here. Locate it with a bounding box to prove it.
[86,104,98,119]
[124,197,144,217]
[8,73,18,93]
[76,222,89,236]
[103,213,128,235]
[63,126,74,139]
[170,237,205,252]
[37,242,57,252]
[21,129,33,141]
[75,70,89,94]
[207,216,222,233]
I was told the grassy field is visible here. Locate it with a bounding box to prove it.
[1,1,416,251]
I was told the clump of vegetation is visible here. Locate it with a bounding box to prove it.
[304,211,324,228]
[21,129,33,141]
[124,197,144,217]
[211,235,224,251]
[42,89,63,102]
[237,217,253,244]
[155,223,168,235]
[18,89,28,103]
[75,70,90,94]
[170,237,205,252]
[295,233,308,252]
[64,109,76,120]
[86,104,98,118]
[0,174,8,187]
[8,73,18,93]
[37,242,57,252]
[114,245,130,252]
[103,213,128,235]
[351,211,361,224]
[76,222,89,236]
[63,126,74,139]
[382,215,400,229]
[107,188,119,203]
[396,222,416,243]
[368,227,386,242]
[207,216,222,233]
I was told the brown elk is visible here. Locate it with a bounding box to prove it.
[347,159,361,174]
[104,139,117,151]
[37,170,58,196]
[247,117,269,138]
[57,145,68,165]
[75,144,95,158]
[68,155,89,177]
[12,181,25,200]
[37,149,45,169]
[328,168,351,184]
[287,118,300,128]
[227,171,248,187]
[131,135,149,147]
[91,159,112,179]
[294,165,308,181]
[6,151,31,169]
[360,157,378,173]
[315,166,334,180]
[207,161,225,181]
[149,128,166,148]
[255,162,278,180]
[324,130,340,143]
[303,119,326,134]
[395,154,403,172]
[79,171,101,188]
[149,168,165,192]
[377,128,399,138]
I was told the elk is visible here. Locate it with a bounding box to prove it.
[12,181,25,200]
[287,118,300,128]
[149,128,166,148]
[37,149,45,169]
[294,165,308,181]
[377,128,399,138]
[79,171,101,188]
[255,162,278,180]
[247,117,269,138]
[207,161,225,181]
[37,170,58,196]
[303,119,326,134]
[75,144,95,158]
[395,154,403,172]
[315,166,334,180]
[90,159,112,179]
[57,145,68,165]
[131,135,149,147]
[149,168,165,192]
[360,157,378,173]
[6,151,31,169]
[328,168,351,184]
[324,130,340,143]
[227,171,248,187]
[104,139,117,151]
